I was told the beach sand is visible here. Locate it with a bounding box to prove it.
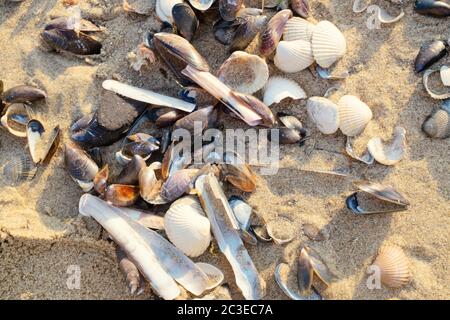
[0,0,449,300]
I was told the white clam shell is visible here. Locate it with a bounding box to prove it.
[274,40,314,73]
[372,245,411,288]
[164,196,211,257]
[283,17,316,42]
[367,126,406,165]
[440,66,450,87]
[218,51,269,94]
[311,21,347,68]
[338,95,373,136]
[188,0,214,11]
[306,96,340,134]
[156,0,182,23]
[196,262,225,290]
[263,77,307,106]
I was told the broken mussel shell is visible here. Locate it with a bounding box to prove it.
[41,28,102,55]
[219,0,244,21]
[346,180,410,215]
[3,154,38,184]
[414,40,448,73]
[64,142,99,192]
[1,103,34,137]
[26,120,61,165]
[275,263,322,300]
[172,3,199,41]
[266,215,296,245]
[260,9,293,58]
[139,162,166,205]
[93,164,109,196]
[105,184,140,207]
[414,0,450,17]
[117,155,146,185]
[422,100,450,138]
[116,133,160,165]
[297,246,336,293]
[1,85,47,104]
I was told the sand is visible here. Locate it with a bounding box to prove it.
[0,0,449,300]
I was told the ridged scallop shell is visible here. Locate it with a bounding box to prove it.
[372,245,411,288]
[283,17,316,42]
[306,96,340,134]
[263,77,307,106]
[274,40,314,73]
[156,0,182,23]
[338,95,373,136]
[440,66,450,86]
[3,155,37,183]
[218,51,269,94]
[164,196,211,257]
[367,126,406,165]
[422,103,450,138]
[311,21,347,68]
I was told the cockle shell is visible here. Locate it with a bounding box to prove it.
[283,17,316,42]
[263,77,307,106]
[422,101,450,139]
[372,245,411,288]
[218,51,269,94]
[311,21,347,68]
[367,126,406,166]
[306,96,340,134]
[274,40,314,73]
[3,155,37,183]
[440,66,450,86]
[164,196,211,258]
[156,0,182,23]
[337,95,373,137]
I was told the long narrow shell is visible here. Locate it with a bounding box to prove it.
[311,21,347,68]
[263,77,307,106]
[274,40,314,73]
[306,96,340,134]
[422,102,450,139]
[283,17,316,42]
[367,127,406,165]
[372,245,411,288]
[164,196,211,258]
[338,95,373,137]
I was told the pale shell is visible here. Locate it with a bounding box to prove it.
[338,95,373,136]
[156,0,183,23]
[188,0,214,11]
[218,51,269,94]
[164,196,211,257]
[196,262,225,290]
[274,40,314,73]
[263,77,307,106]
[440,66,450,87]
[367,126,406,166]
[422,102,450,139]
[306,96,340,134]
[372,245,411,288]
[283,17,316,42]
[311,21,347,68]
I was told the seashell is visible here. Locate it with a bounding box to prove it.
[120,207,165,230]
[26,120,61,165]
[219,0,244,21]
[218,51,269,95]
[228,195,253,231]
[87,147,103,167]
[303,247,336,286]
[346,137,374,165]
[277,112,305,132]
[64,142,99,191]
[40,29,102,55]
[230,15,268,53]
[440,66,450,86]
[372,245,411,288]
[149,107,187,128]
[116,246,145,295]
[283,17,315,42]
[367,126,407,165]
[353,0,370,13]
[337,95,373,137]
[422,101,450,138]
[188,0,215,11]
[172,3,199,41]
[263,77,307,106]
[302,224,328,242]
[366,5,405,26]
[229,92,276,127]
[423,68,450,100]
[139,162,166,205]
[164,196,211,257]
[274,40,314,73]
[306,96,340,134]
[275,263,322,300]
[311,21,347,68]
[291,0,310,18]
[119,133,160,162]
[221,152,257,192]
[117,155,146,185]
[105,184,140,207]
[156,0,183,23]
[93,164,109,196]
[269,127,303,145]
[123,0,156,15]
[196,263,225,290]
[1,103,34,137]
[266,215,295,245]
[1,85,47,104]
[160,169,199,202]
[316,65,349,80]
[260,9,293,58]
[414,40,448,73]
[213,18,241,45]
[297,247,314,292]
[414,0,450,17]
[174,105,217,133]
[3,155,37,183]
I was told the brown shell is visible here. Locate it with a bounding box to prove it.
[260,9,293,57]
[372,245,411,288]
[105,184,140,207]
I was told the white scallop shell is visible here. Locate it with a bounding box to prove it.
[283,17,316,42]
[440,66,450,87]
[164,196,211,257]
[156,0,182,23]
[218,51,269,94]
[372,245,411,288]
[263,77,307,106]
[338,95,373,137]
[274,40,314,73]
[306,96,340,134]
[311,21,347,68]
[367,126,406,166]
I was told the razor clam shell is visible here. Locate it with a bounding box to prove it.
[196,173,266,300]
[120,207,165,230]
[423,68,450,100]
[274,263,322,300]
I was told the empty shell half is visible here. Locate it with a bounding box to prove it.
[372,245,411,288]
[338,95,372,137]
[367,126,406,166]
[306,96,340,134]
[422,101,450,139]
[311,21,347,68]
[3,154,37,183]
[274,40,314,73]
[263,77,307,106]
[1,103,34,137]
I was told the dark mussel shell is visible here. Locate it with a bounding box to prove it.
[71,91,147,148]
[291,0,310,19]
[121,133,160,159]
[172,3,199,42]
[268,127,303,144]
[160,168,198,202]
[26,120,61,165]
[230,15,268,52]
[148,107,187,128]
[87,147,103,167]
[41,29,102,55]
[1,85,47,104]
[0,80,4,114]
[153,32,209,86]
[414,40,448,73]
[414,0,450,17]
[180,86,218,107]
[277,112,305,132]
[174,105,217,133]
[297,247,314,293]
[64,142,99,182]
[117,155,146,185]
[260,9,293,57]
[44,17,104,33]
[213,18,242,45]
[219,0,244,21]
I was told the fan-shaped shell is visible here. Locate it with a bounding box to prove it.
[338,95,373,136]
[422,103,450,138]
[263,77,307,106]
[218,51,269,94]
[3,155,37,183]
[372,245,411,288]
[283,17,316,42]
[306,96,340,134]
[311,21,347,68]
[367,126,406,165]
[274,40,314,73]
[440,66,450,86]
[156,0,182,23]
[164,196,211,257]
